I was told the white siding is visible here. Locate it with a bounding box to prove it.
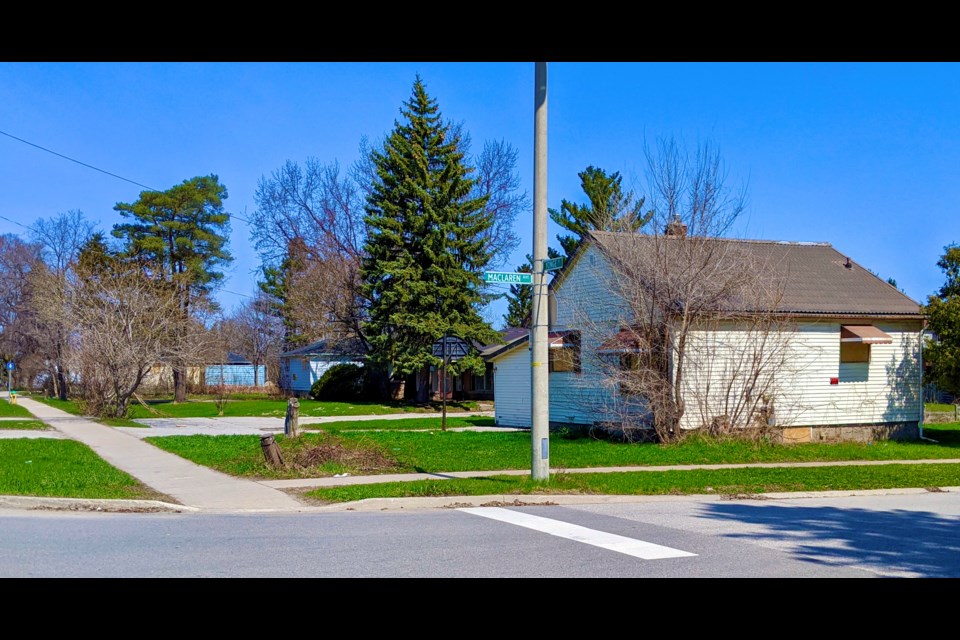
[678,319,923,430]
[553,245,628,331]
[495,245,924,433]
[549,244,626,425]
[774,319,922,428]
[493,345,531,428]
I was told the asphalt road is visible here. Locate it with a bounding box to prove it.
[4,490,958,578]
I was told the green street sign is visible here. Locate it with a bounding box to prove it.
[483,271,533,284]
[543,257,564,271]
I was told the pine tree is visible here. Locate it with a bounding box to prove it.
[361,77,499,400]
[112,175,231,401]
[550,166,652,258]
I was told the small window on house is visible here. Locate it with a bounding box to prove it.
[549,332,581,373]
[840,342,871,363]
[618,353,643,395]
[597,327,649,396]
[839,324,892,364]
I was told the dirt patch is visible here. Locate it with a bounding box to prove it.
[286,441,401,473]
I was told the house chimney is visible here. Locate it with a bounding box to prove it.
[665,214,688,237]
[844,257,852,269]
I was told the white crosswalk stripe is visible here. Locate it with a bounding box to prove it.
[460,507,697,560]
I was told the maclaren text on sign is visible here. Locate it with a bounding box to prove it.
[483,271,533,284]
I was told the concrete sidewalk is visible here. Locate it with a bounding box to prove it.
[9,395,306,514]
[4,393,960,515]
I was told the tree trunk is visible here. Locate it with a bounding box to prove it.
[56,368,68,401]
[284,397,300,438]
[260,435,284,467]
[173,366,187,402]
[56,342,69,400]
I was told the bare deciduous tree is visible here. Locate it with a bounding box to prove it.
[0,234,45,390]
[251,159,367,343]
[562,139,795,443]
[220,290,284,387]
[64,260,183,418]
[31,209,95,273]
[26,209,95,399]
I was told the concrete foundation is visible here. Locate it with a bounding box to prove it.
[776,421,920,444]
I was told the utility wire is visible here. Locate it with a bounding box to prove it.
[0,128,253,225]
[1,129,156,191]
[0,132,273,317]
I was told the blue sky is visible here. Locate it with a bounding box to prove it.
[1,62,958,326]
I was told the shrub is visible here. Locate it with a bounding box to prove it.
[310,364,369,401]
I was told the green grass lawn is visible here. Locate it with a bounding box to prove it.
[29,397,81,415]
[313,416,496,431]
[32,395,484,421]
[0,439,176,501]
[0,420,48,430]
[927,402,958,412]
[144,422,960,482]
[307,463,960,503]
[28,397,143,427]
[0,398,34,418]
[6,403,959,504]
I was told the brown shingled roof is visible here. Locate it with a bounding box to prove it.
[588,232,923,317]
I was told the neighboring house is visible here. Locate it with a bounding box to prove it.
[278,338,368,396]
[139,365,203,393]
[205,353,268,388]
[487,232,926,442]
[426,329,525,402]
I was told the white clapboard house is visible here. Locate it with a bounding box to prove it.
[486,229,926,443]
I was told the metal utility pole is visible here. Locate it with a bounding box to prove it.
[531,62,550,480]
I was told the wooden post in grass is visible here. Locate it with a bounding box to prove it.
[260,434,285,467]
[285,397,300,438]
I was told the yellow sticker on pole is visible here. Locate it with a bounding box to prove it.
[531,362,542,367]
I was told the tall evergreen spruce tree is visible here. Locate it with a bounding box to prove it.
[550,166,652,258]
[361,77,499,400]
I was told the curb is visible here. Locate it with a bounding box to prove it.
[2,486,957,514]
[326,486,960,512]
[0,495,197,513]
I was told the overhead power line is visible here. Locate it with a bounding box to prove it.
[0,128,156,191]
[0,128,252,225]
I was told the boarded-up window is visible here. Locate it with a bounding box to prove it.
[549,332,581,373]
[840,342,870,363]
